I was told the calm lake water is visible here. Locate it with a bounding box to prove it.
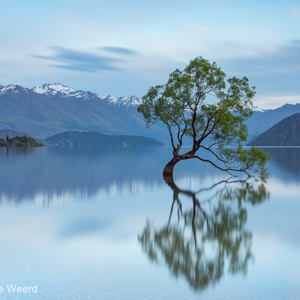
[0,146,299,300]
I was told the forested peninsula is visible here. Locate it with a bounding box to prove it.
[0,136,43,147]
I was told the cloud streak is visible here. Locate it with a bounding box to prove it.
[100,46,139,56]
[31,47,124,73]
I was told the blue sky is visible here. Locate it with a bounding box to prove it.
[0,0,299,108]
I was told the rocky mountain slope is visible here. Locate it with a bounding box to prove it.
[248,113,300,146]
[245,104,300,142]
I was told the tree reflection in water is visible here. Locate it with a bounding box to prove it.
[138,176,269,292]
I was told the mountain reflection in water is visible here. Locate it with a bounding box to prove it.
[0,147,223,204]
[264,147,300,178]
[139,176,269,292]
[0,146,298,206]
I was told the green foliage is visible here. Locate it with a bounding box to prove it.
[0,139,6,146]
[0,135,43,147]
[138,56,270,178]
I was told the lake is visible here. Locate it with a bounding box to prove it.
[0,146,299,299]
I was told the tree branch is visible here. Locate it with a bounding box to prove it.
[192,155,246,177]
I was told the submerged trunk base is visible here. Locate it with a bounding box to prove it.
[163,158,179,177]
[163,170,174,177]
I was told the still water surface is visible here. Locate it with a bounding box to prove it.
[0,147,299,299]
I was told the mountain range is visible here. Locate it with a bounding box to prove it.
[248,113,300,146]
[0,83,167,142]
[1,83,300,145]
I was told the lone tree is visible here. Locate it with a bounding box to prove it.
[138,56,269,178]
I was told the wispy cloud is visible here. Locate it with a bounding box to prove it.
[100,46,139,56]
[225,40,300,76]
[31,47,124,73]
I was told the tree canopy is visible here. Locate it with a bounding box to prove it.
[138,56,270,178]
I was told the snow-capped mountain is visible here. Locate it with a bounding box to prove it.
[32,83,96,100]
[1,82,142,108]
[0,83,166,141]
[103,94,142,108]
[0,84,29,96]
[33,83,77,96]
[251,106,269,113]
[31,83,143,107]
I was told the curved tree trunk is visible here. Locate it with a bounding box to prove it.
[163,157,181,177]
[163,150,196,177]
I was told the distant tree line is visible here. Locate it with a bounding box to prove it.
[0,135,43,147]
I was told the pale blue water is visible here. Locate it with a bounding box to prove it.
[0,147,299,299]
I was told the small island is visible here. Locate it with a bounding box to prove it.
[0,136,43,147]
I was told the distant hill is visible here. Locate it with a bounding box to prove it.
[246,104,300,142]
[45,131,164,148]
[248,113,300,146]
